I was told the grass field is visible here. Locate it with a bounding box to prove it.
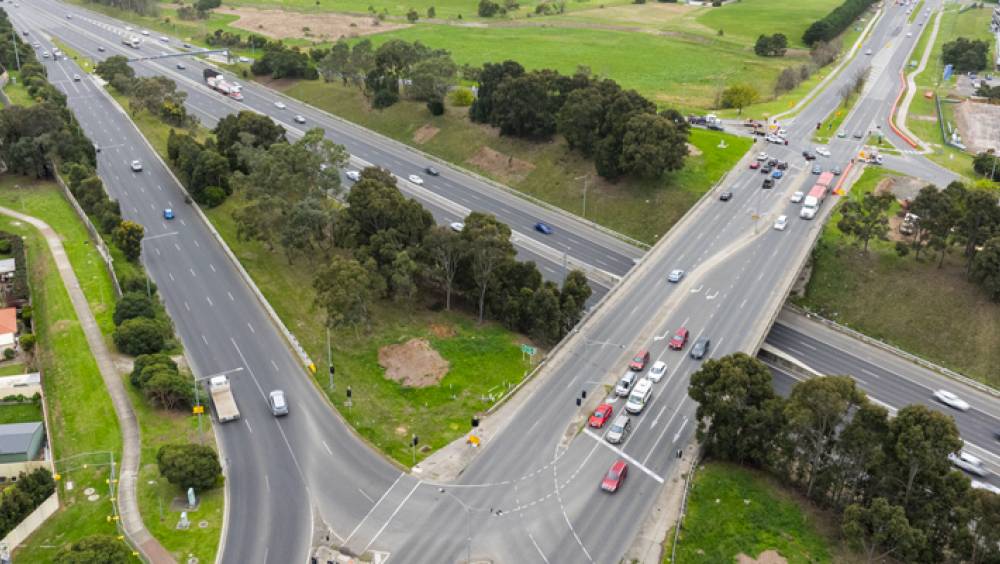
[361,24,806,109]
[795,167,1000,386]
[695,0,840,49]
[0,179,128,562]
[669,461,847,563]
[905,3,994,178]
[0,402,43,424]
[282,79,750,243]
[0,361,26,376]
[221,0,631,20]
[3,70,36,107]
[204,198,532,465]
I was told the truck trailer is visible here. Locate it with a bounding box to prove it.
[202,69,244,101]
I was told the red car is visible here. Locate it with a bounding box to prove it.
[629,350,650,371]
[749,161,761,170]
[669,328,689,351]
[601,460,629,493]
[589,403,613,428]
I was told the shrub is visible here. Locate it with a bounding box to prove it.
[200,186,227,208]
[113,292,156,326]
[449,87,475,107]
[427,100,445,115]
[18,333,35,353]
[143,369,194,410]
[114,317,167,356]
[3,349,14,361]
[478,0,500,16]
[156,443,222,492]
[130,353,178,388]
[58,534,131,564]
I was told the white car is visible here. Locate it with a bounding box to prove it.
[648,361,667,383]
[972,480,1000,494]
[274,101,287,110]
[777,128,787,136]
[345,170,361,182]
[130,160,143,172]
[667,269,685,283]
[141,30,150,36]
[449,222,465,233]
[950,452,988,477]
[933,389,970,411]
[159,36,169,42]
[773,215,788,231]
[41,51,49,59]
[906,32,913,37]
[293,115,306,124]
[756,152,768,161]
[791,191,804,203]
[66,13,72,18]
[408,174,424,185]
[815,146,831,157]
[126,26,133,31]
[73,74,81,82]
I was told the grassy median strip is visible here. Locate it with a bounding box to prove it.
[669,461,846,563]
[796,167,1000,387]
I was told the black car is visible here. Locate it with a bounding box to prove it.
[776,160,788,170]
[425,166,440,176]
[762,178,774,189]
[767,158,778,167]
[760,164,772,174]
[690,338,711,360]
[802,151,817,160]
[719,191,732,201]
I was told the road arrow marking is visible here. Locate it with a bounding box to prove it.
[673,417,689,443]
[706,291,719,300]
[690,284,703,294]
[649,404,668,428]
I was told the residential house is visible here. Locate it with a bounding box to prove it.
[0,307,15,350]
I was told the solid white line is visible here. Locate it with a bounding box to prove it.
[247,322,255,334]
[642,406,685,466]
[343,474,404,545]
[206,296,213,307]
[322,440,333,456]
[357,488,374,503]
[584,429,664,483]
[228,291,235,301]
[528,532,551,564]
[201,334,208,345]
[361,481,421,553]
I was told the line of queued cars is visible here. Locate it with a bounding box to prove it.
[592,320,710,493]
[748,152,788,192]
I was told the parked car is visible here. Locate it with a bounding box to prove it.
[601,460,629,492]
[268,390,289,416]
[648,361,667,383]
[669,327,689,350]
[933,389,970,411]
[667,269,685,283]
[774,215,788,231]
[589,404,613,428]
[690,337,711,360]
[629,350,650,371]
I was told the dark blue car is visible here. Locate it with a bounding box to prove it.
[535,222,553,235]
[163,208,174,220]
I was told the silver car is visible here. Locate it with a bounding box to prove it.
[606,414,631,444]
[615,371,637,397]
[667,269,685,283]
[268,390,288,417]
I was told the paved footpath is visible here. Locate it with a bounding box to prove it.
[0,207,175,563]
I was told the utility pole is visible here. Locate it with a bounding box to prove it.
[10,28,20,71]
[575,174,589,218]
[327,326,333,390]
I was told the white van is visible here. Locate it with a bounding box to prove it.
[625,379,653,414]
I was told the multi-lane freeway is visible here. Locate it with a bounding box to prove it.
[9,0,1000,562]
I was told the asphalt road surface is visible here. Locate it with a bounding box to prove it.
[11,0,994,562]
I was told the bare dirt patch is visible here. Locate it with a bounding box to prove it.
[737,550,788,564]
[912,114,937,121]
[216,6,408,42]
[378,338,450,387]
[954,100,1000,154]
[466,146,536,184]
[686,142,703,157]
[875,174,925,201]
[428,323,456,339]
[413,124,440,144]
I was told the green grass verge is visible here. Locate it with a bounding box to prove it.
[205,197,533,465]
[905,4,994,179]
[0,178,218,561]
[670,461,847,563]
[3,70,36,107]
[795,167,1000,386]
[0,179,127,562]
[223,0,630,20]
[0,361,26,376]
[909,0,924,23]
[281,79,750,243]
[695,0,841,49]
[0,402,43,424]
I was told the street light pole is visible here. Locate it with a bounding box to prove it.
[574,174,589,218]
[10,28,20,71]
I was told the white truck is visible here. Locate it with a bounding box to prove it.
[122,36,141,48]
[203,69,244,101]
[208,375,240,423]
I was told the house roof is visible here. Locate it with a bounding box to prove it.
[0,422,42,455]
[0,308,16,335]
[0,258,14,274]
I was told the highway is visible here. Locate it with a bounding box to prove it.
[10,0,999,562]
